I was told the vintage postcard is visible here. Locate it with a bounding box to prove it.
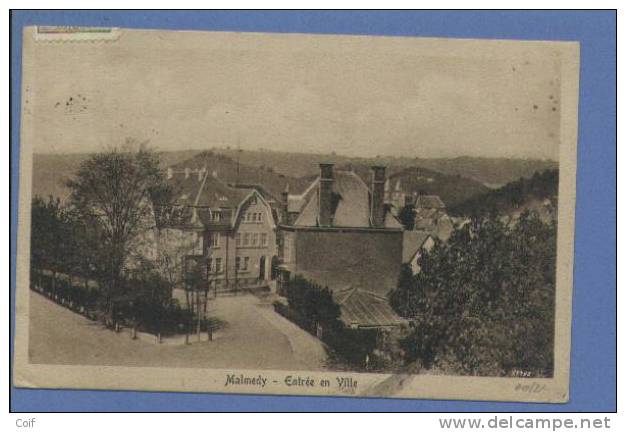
[13,26,579,402]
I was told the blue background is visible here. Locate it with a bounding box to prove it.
[10,10,616,412]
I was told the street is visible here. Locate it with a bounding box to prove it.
[28,290,329,371]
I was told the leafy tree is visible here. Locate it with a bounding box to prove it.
[393,212,556,377]
[450,169,559,218]
[66,144,167,309]
[285,275,341,330]
[389,263,420,317]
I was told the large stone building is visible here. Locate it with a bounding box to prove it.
[278,163,406,329]
[154,166,278,298]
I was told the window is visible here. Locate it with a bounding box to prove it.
[260,233,268,247]
[208,232,220,248]
[215,258,222,273]
[236,256,249,272]
[243,233,250,246]
[207,258,213,273]
[194,233,203,255]
[252,233,258,247]
[212,211,221,222]
[257,212,263,222]
[236,233,241,247]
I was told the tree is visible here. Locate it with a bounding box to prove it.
[389,263,420,318]
[66,144,167,309]
[397,204,416,230]
[30,196,64,287]
[393,212,556,377]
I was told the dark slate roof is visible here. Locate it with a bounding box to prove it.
[334,288,407,328]
[402,231,432,263]
[292,170,401,229]
[163,171,267,228]
[415,195,446,209]
[166,171,253,210]
[166,171,206,206]
[195,176,252,208]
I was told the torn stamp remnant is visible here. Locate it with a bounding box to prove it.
[34,26,120,42]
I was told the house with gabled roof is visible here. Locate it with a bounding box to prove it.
[403,194,455,242]
[154,166,278,297]
[278,163,405,329]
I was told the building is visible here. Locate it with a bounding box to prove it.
[278,163,406,329]
[410,194,455,241]
[155,166,278,298]
[402,231,435,274]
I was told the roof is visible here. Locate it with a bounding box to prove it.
[163,171,274,229]
[195,176,252,208]
[334,288,407,328]
[415,195,446,209]
[291,170,401,229]
[402,231,432,263]
[295,171,371,227]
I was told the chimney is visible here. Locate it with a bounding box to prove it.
[318,163,334,227]
[184,167,190,179]
[370,166,386,228]
[281,184,290,225]
[166,167,173,180]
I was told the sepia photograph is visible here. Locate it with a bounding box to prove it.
[13,25,580,402]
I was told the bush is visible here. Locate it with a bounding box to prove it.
[277,276,382,367]
[284,275,341,331]
[30,265,194,337]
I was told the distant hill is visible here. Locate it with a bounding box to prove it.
[31,150,204,201]
[411,157,558,188]
[327,163,488,208]
[31,148,556,207]
[449,169,559,220]
[384,166,490,208]
[211,148,557,187]
[170,150,311,200]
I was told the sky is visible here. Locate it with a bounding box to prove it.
[23,29,567,160]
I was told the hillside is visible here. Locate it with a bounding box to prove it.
[384,166,490,208]
[331,164,489,208]
[31,148,555,207]
[31,150,204,201]
[449,169,559,219]
[169,150,312,200]
[212,148,557,187]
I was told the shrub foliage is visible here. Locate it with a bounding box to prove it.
[389,212,556,377]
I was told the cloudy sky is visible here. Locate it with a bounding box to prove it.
[24,29,565,160]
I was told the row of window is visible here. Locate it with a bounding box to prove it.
[242,211,263,223]
[206,256,252,273]
[236,232,268,248]
[206,232,269,249]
